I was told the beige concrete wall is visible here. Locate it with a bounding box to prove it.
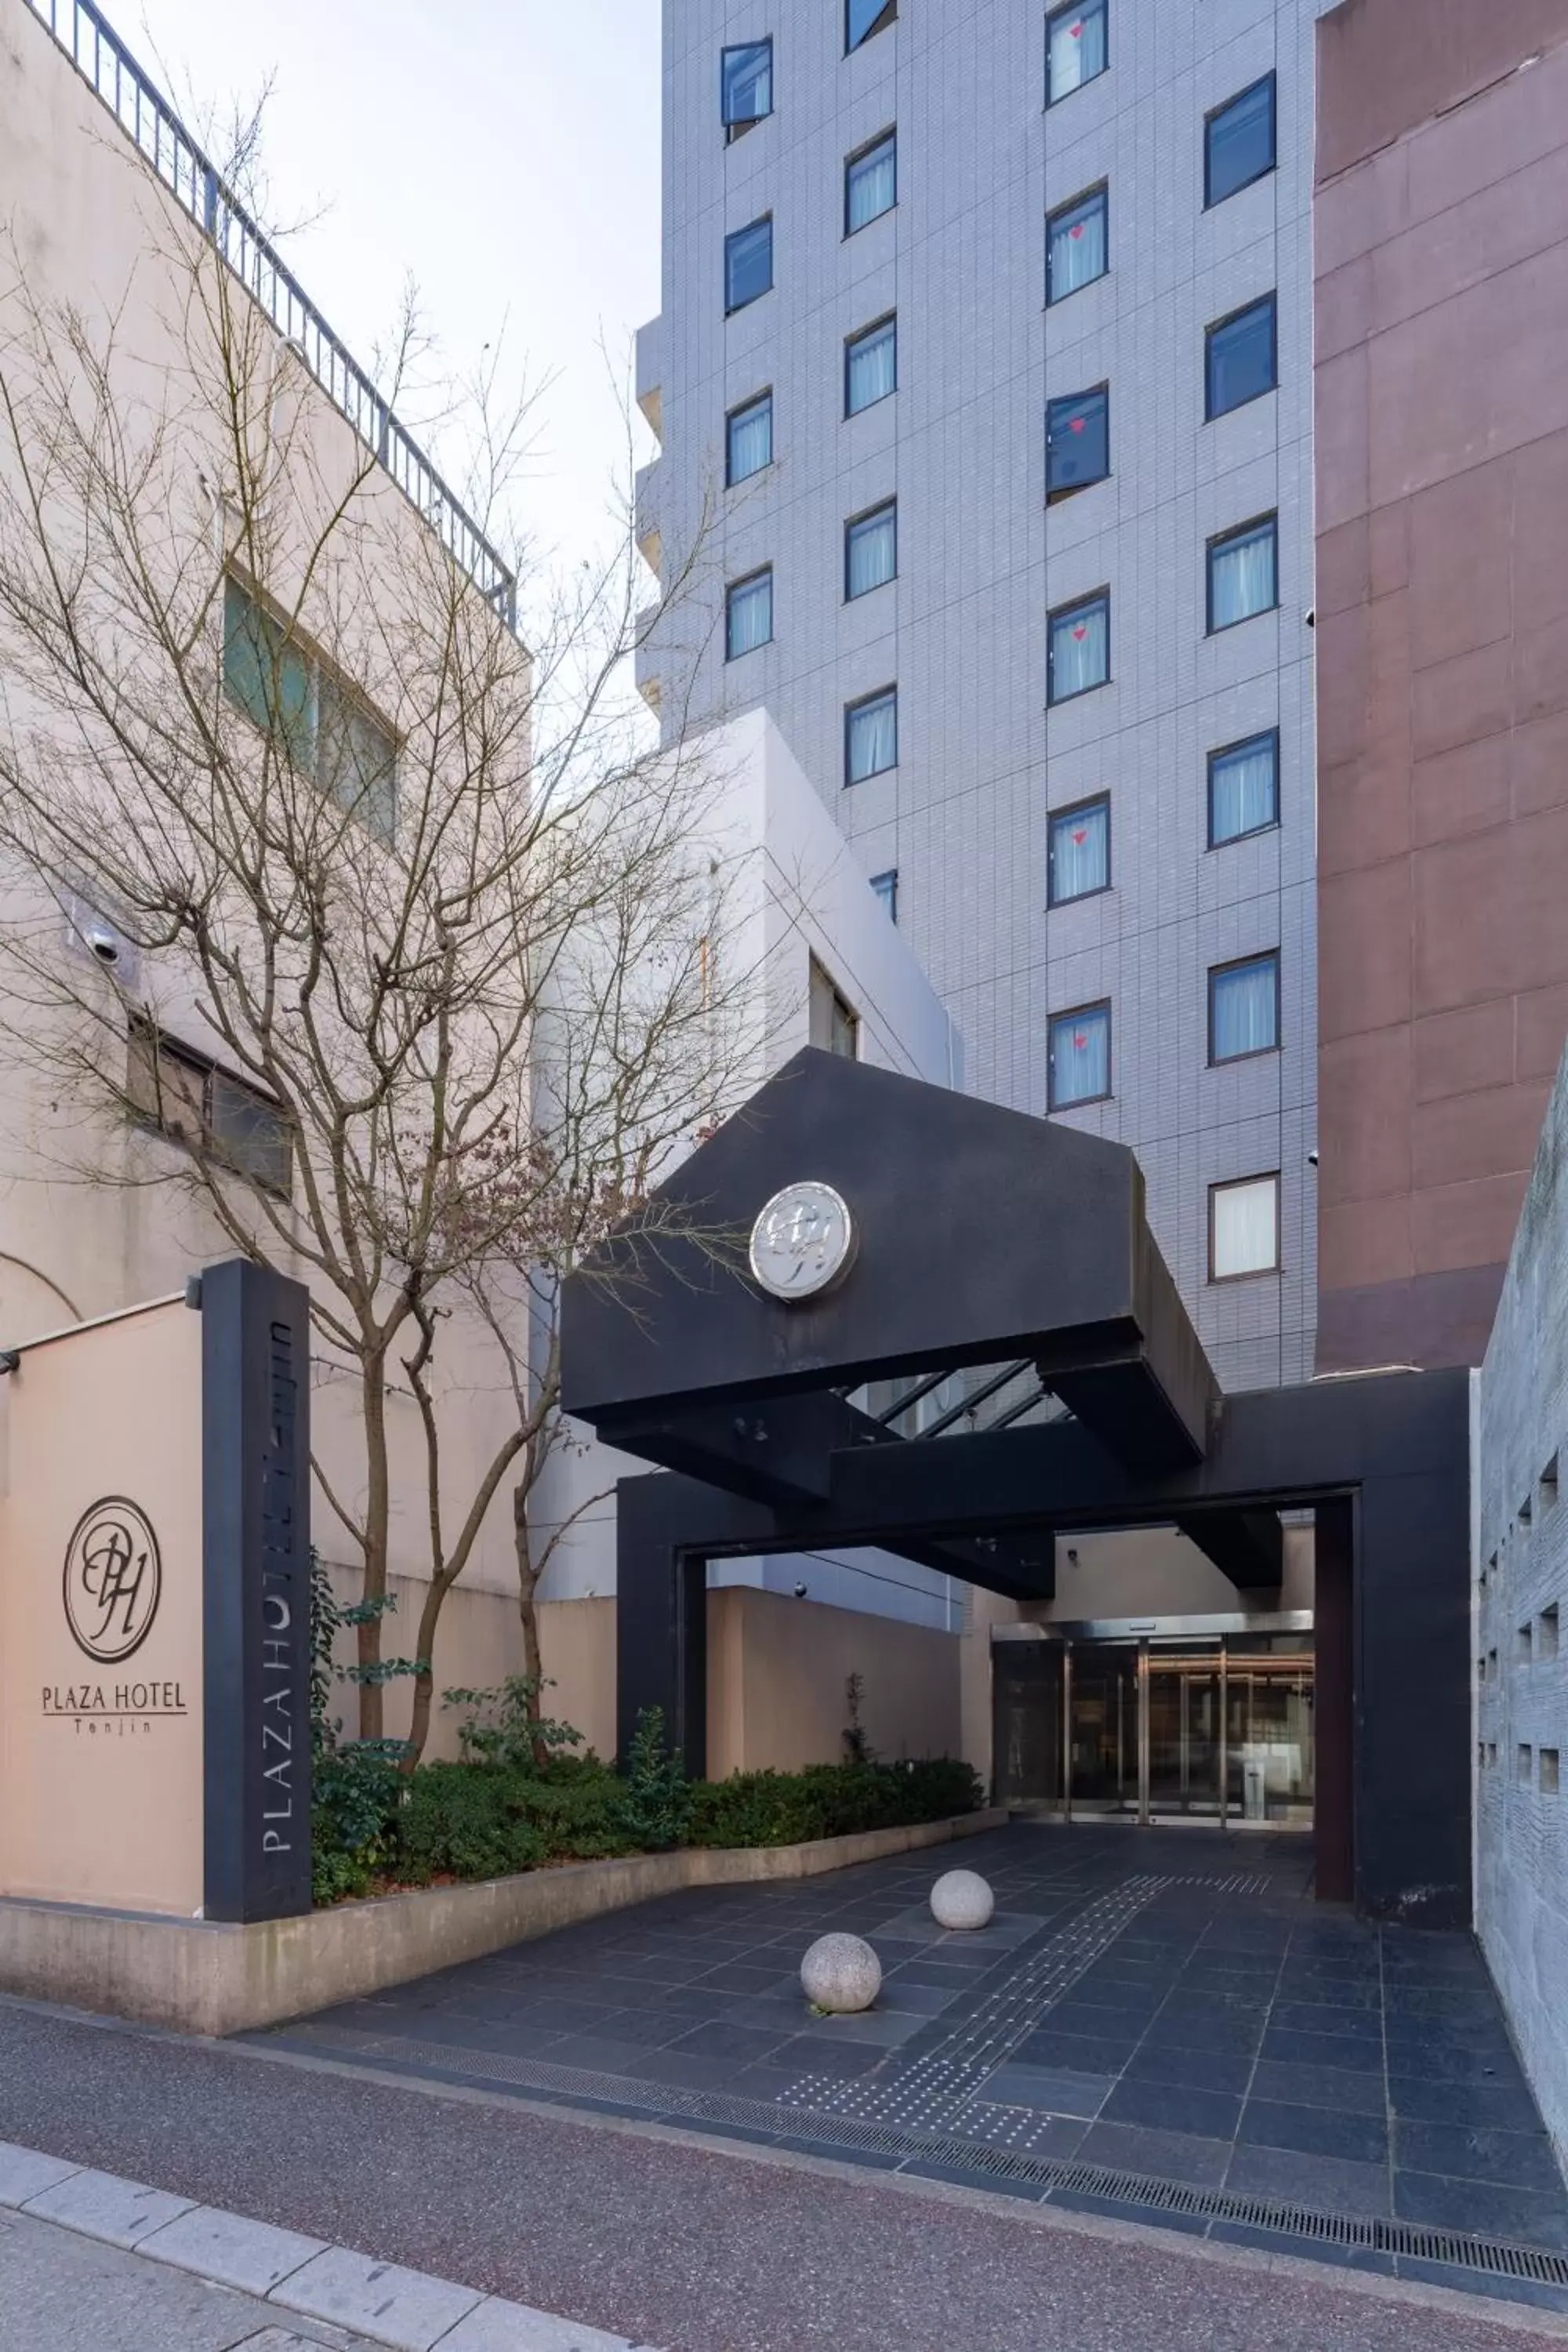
[1031,1524,1315,1624]
[706,1588,962,1779]
[0,1298,205,1914]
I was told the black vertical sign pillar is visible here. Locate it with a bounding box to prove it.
[615,1474,709,1779]
[201,1259,313,1921]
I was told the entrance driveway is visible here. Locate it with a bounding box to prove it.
[251,1824,1568,2318]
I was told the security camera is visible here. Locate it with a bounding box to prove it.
[86,926,121,967]
[1308,1149,1319,1167]
[793,1581,808,1600]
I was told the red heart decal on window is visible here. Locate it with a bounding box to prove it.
[1069,20,1083,34]
[1072,828,1087,844]
[1069,223,1084,239]
[1069,416,1086,433]
[1073,1033,1087,1049]
[1072,624,1087,641]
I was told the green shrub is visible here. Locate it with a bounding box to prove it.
[619,1705,692,1852]
[394,1762,550,1882]
[687,1757,982,1849]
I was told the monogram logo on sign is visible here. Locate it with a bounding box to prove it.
[748,1181,857,1302]
[63,1497,162,1664]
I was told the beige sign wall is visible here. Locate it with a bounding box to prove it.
[0,1298,204,1915]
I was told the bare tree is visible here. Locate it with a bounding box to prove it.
[0,129,749,1754]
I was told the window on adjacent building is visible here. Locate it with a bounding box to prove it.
[1541,1604,1560,1661]
[809,956,859,1056]
[847,0,896,51]
[1206,73,1276,209]
[1047,185,1108,303]
[846,314,897,415]
[1048,1002,1111,1109]
[1047,797,1109,904]
[1208,514,1278,632]
[1046,385,1109,500]
[726,390,773,486]
[223,576,396,840]
[1207,294,1277,420]
[129,1020,292,1196]
[1047,0,1107,104]
[846,129,896,234]
[1047,590,1109,702]
[724,216,773,313]
[1210,1173,1280,1280]
[846,686,898,782]
[1209,951,1279,1064]
[846,500,897,599]
[1544,1750,1562,1795]
[1209,729,1279,846]
[870,868,898,920]
[721,41,773,137]
[1519,1744,1534,1784]
[725,568,773,659]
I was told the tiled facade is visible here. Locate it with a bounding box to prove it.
[638,0,1330,1392]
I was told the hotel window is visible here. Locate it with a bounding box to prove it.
[1047,0,1107,104]
[1047,185,1107,304]
[809,957,859,1057]
[1210,1173,1280,1281]
[1047,589,1109,703]
[1544,1751,1562,1795]
[1206,294,1277,420]
[846,687,897,782]
[129,1020,293,1197]
[1046,385,1109,500]
[725,568,773,659]
[721,41,772,138]
[1208,729,1279,846]
[870,869,898,920]
[724,216,773,314]
[846,129,896,234]
[1048,1002,1111,1109]
[846,314,897,415]
[223,576,396,842]
[726,390,773,486]
[1047,797,1109,904]
[1209,951,1279,1064]
[847,0,895,53]
[1208,514,1277,633]
[846,500,897,599]
[1206,74,1276,209]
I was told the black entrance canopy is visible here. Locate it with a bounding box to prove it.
[561,1049,1473,1926]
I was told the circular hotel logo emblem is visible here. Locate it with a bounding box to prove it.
[749,1181,857,1301]
[63,1497,162,1664]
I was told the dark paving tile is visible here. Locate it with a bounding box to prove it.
[1395,2119,1564,2193]
[622,2048,756,2093]
[1225,2142,1392,2217]
[886,1958,991,1991]
[696,1960,798,1993]
[1395,2169,1568,2252]
[1270,2000,1383,2042]
[1388,2074,1544,2130]
[793,2008,924,2048]
[1249,2060,1387,2116]
[724,2061,819,2106]
[1383,2039,1530,2085]
[1047,1998,1163,2038]
[505,1994,637,2034]
[1063,1978,1168,2017]
[1100,2078,1243,2142]
[1123,2044,1255,2096]
[1076,2119,1233,2189]
[768,2034,884,2079]
[386,2014,567,2060]
[873,1980,964,2016]
[1013,2029,1138,2075]
[1260,2027,1385,2074]
[664,2019,797,2064]
[1239,2099,1388,2165]
[977,2063,1111,2118]
[1047,2188,1210,2236]
[1396,2260,1568,2317]
[771,2136,904,2170]
[1207,2222,1396,2277]
[1141,2012,1265,2057]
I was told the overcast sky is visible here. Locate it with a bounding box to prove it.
[127,0,662,585]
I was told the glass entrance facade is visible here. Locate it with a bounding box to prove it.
[994,1624,1314,1828]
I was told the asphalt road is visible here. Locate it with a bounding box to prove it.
[0,1999,1563,2352]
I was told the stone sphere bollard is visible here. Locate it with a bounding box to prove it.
[800,1931,882,2013]
[931,1868,995,1931]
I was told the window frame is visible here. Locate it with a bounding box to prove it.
[1204,292,1278,422]
[1046,382,1111,502]
[844,126,897,237]
[1046,182,1109,306]
[844,311,898,416]
[724,213,774,316]
[724,565,774,661]
[870,868,898,920]
[1207,949,1281,1067]
[724,389,774,488]
[845,0,897,55]
[844,684,898,785]
[809,955,861,1058]
[1045,0,1109,107]
[1204,71,1277,211]
[222,572,397,842]
[720,39,773,140]
[844,498,898,601]
[1207,727,1280,850]
[129,1017,293,1199]
[1047,586,1111,705]
[1208,1171,1282,1283]
[1047,793,1112,906]
[1206,511,1279,635]
[1047,999,1113,1112]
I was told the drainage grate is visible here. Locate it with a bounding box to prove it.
[274,2020,1568,2292]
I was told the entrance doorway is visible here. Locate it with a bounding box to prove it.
[995,1621,1314,1828]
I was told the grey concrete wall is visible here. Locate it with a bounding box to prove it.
[639,0,1331,1392]
[1476,1044,1568,2171]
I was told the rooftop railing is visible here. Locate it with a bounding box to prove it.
[21,0,519,632]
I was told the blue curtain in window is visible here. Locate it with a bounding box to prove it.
[1051,599,1108,699]
[1052,1009,1109,1105]
[1210,523,1276,628]
[1051,802,1108,900]
[728,398,772,484]
[1212,959,1277,1060]
[1049,4,1105,98]
[848,321,896,412]
[848,693,897,780]
[727,574,772,659]
[848,507,896,597]
[1049,197,1105,298]
[722,42,771,127]
[1210,737,1277,843]
[726,220,772,311]
[848,136,896,233]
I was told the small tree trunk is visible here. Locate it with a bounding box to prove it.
[404,1571,453,1769]
[514,1480,550,1769]
[358,1348,391,1740]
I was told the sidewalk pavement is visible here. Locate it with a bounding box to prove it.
[0,2139,650,2352]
